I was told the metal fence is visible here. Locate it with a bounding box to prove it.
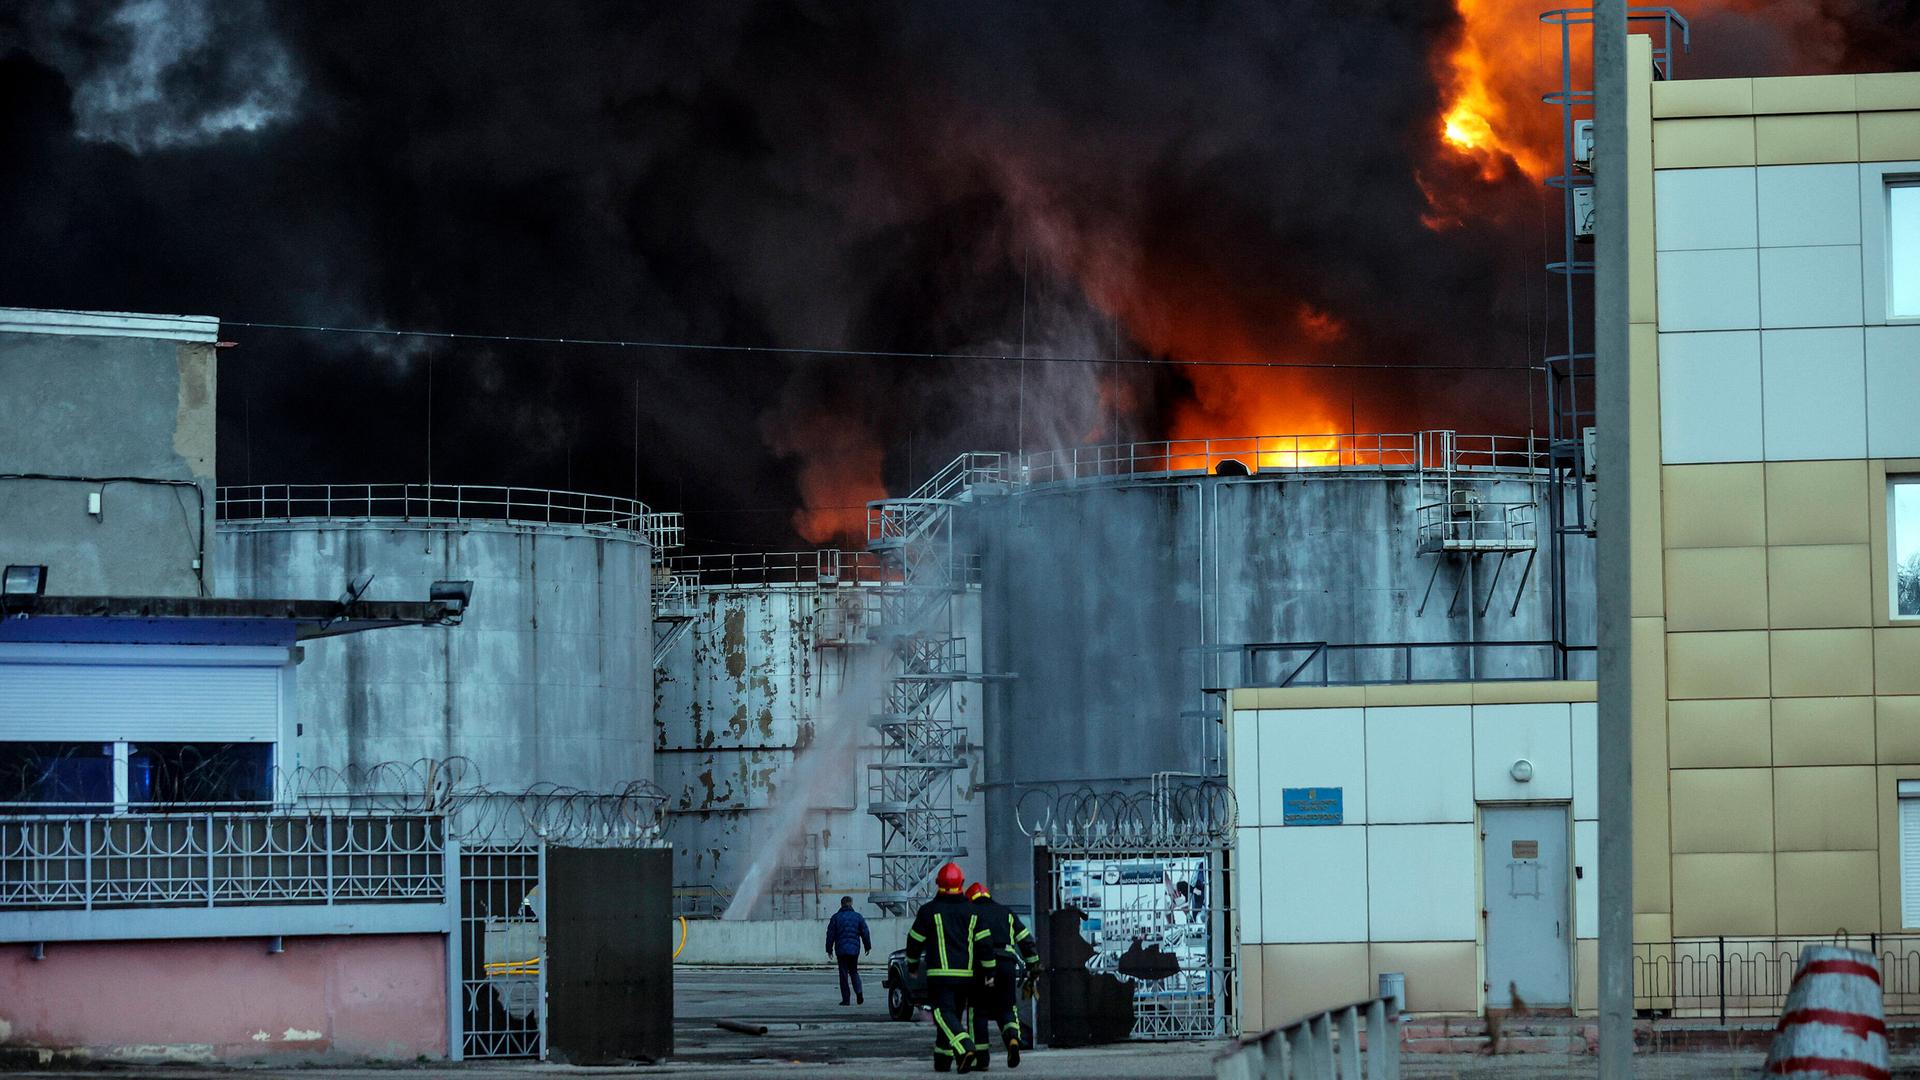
[0,813,444,910]
[1215,995,1401,1080]
[1634,934,1920,1020]
[216,483,659,537]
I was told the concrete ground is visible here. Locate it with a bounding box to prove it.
[10,966,1920,1078]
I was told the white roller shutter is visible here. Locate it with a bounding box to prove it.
[0,644,287,743]
[1901,781,1920,928]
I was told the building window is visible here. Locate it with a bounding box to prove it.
[128,743,273,809]
[1894,182,1920,320]
[1903,781,1920,926]
[1896,477,1920,619]
[0,742,114,811]
[0,741,271,812]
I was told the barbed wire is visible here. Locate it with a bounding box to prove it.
[1012,782,1236,849]
[283,758,668,848]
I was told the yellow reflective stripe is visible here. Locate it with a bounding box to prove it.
[934,1009,971,1055]
[907,928,926,941]
[1014,925,1032,941]
[934,913,951,972]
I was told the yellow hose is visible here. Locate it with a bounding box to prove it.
[673,915,689,960]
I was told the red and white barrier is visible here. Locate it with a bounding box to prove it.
[1765,944,1889,1080]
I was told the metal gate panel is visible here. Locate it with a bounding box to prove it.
[458,845,545,1059]
[1022,783,1238,1043]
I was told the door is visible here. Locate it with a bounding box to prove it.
[545,847,673,1065]
[1481,804,1570,1009]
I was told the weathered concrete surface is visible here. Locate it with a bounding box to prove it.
[220,520,651,792]
[0,933,444,1063]
[0,330,216,597]
[973,473,1597,905]
[673,917,910,965]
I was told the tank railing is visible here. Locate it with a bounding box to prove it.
[1012,431,1549,487]
[666,550,985,589]
[899,451,1016,506]
[642,511,685,553]
[1236,640,1596,687]
[1415,500,1539,549]
[216,483,654,536]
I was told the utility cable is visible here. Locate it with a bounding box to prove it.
[222,320,1542,373]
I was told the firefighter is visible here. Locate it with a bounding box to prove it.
[964,881,1040,1070]
[905,862,994,1073]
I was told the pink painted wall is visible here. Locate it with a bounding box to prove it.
[0,933,446,1062]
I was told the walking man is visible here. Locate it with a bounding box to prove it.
[826,895,872,1006]
[906,862,994,1073]
[965,881,1040,1070]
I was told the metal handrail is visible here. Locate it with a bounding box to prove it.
[1235,639,1596,687]
[1015,432,1548,487]
[1215,995,1400,1080]
[216,483,656,537]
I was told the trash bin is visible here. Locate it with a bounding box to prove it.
[1378,971,1406,1013]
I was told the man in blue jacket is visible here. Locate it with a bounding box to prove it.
[826,894,872,1005]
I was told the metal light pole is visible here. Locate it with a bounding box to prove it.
[1592,0,1634,1076]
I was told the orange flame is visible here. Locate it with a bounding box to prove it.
[1433,0,1561,184]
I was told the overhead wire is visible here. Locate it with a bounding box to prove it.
[222,319,1543,373]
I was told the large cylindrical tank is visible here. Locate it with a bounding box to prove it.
[653,553,986,918]
[216,486,654,795]
[971,454,1596,902]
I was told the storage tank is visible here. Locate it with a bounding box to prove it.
[968,433,1596,904]
[654,551,985,918]
[216,485,659,795]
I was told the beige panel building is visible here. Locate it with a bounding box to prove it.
[1628,60,1920,958]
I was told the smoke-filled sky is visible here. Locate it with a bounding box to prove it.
[1,1,1914,550]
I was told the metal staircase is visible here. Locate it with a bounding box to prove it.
[645,512,696,669]
[863,453,1006,914]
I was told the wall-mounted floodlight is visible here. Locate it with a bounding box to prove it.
[2,565,48,597]
[430,580,475,624]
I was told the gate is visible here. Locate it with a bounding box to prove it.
[457,844,546,1059]
[1023,782,1237,1043]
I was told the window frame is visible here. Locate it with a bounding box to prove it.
[1891,475,1920,622]
[1901,780,1920,928]
[1865,163,1920,326]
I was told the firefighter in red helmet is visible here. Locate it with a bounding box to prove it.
[905,862,993,1072]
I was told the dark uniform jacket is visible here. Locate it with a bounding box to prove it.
[970,895,1040,972]
[905,893,995,979]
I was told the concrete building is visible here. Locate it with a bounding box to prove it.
[1625,64,1920,965]
[1223,681,1598,1027]
[0,309,468,1063]
[0,308,220,598]
[1207,48,1920,1035]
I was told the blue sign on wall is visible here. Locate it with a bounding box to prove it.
[1281,787,1344,826]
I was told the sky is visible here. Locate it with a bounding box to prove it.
[2,1,1915,551]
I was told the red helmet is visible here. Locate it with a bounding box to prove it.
[936,862,965,894]
[966,882,990,901]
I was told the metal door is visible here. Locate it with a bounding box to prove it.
[1481,804,1570,1009]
